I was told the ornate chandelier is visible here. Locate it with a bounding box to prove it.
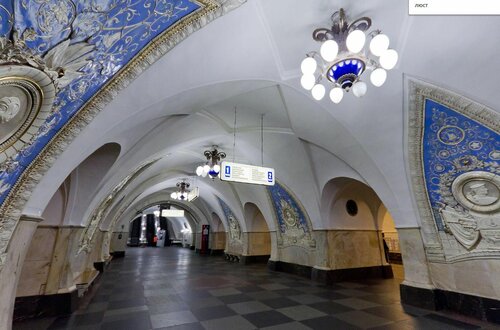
[170,181,190,200]
[195,146,226,179]
[300,8,398,103]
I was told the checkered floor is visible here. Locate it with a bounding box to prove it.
[14,247,497,329]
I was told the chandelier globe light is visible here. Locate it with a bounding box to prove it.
[300,8,398,103]
[171,181,190,201]
[195,146,226,179]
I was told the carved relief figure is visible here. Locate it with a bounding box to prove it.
[281,199,298,229]
[439,171,500,251]
[228,215,241,241]
[440,205,480,249]
[464,181,499,206]
[0,96,20,123]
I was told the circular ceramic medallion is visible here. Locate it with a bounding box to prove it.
[0,77,41,145]
[437,125,465,145]
[283,210,297,227]
[0,65,55,158]
[451,171,500,213]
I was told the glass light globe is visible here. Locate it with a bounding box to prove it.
[379,49,398,70]
[213,164,220,173]
[300,74,316,90]
[196,166,203,176]
[208,169,218,178]
[203,164,210,174]
[311,84,325,100]
[300,57,317,74]
[329,87,343,104]
[320,40,339,62]
[170,192,177,199]
[352,81,367,98]
[370,68,387,87]
[346,30,366,53]
[369,34,390,56]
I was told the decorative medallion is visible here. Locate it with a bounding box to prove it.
[452,171,500,212]
[437,125,465,145]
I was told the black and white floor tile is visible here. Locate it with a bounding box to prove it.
[13,247,498,330]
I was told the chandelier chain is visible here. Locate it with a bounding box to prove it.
[261,114,264,166]
[233,106,237,163]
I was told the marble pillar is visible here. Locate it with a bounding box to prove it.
[0,215,42,330]
[397,227,433,289]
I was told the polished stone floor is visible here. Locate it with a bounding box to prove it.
[14,247,498,330]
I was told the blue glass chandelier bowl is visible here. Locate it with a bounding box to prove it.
[327,58,365,89]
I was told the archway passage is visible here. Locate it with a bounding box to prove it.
[241,203,272,264]
[126,204,195,249]
[378,204,404,279]
[209,212,226,255]
[320,177,405,282]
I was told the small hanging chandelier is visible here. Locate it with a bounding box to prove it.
[170,181,190,200]
[300,8,398,103]
[195,146,226,179]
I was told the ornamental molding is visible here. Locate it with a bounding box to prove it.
[78,157,159,255]
[405,76,500,263]
[0,0,246,270]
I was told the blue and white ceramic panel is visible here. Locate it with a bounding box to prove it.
[0,0,200,204]
[267,181,310,234]
[217,197,236,222]
[422,99,500,230]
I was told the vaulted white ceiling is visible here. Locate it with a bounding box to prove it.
[25,0,500,232]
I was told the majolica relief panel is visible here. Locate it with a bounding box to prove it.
[217,197,243,254]
[407,78,500,262]
[0,0,200,204]
[267,181,315,249]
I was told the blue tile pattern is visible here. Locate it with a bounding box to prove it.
[422,99,499,230]
[267,182,310,234]
[0,0,200,204]
[217,197,237,223]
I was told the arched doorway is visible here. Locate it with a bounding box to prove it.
[242,203,271,264]
[321,177,404,281]
[210,212,226,255]
[126,204,194,248]
[377,204,404,279]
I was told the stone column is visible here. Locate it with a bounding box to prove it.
[398,227,436,309]
[0,215,42,330]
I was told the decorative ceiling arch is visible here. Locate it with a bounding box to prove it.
[0,0,245,269]
[115,190,211,231]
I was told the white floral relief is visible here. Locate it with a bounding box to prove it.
[0,97,20,123]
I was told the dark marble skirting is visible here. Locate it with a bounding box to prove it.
[268,260,393,284]
[14,291,79,321]
[110,251,125,258]
[267,260,312,279]
[240,255,270,265]
[210,249,225,256]
[400,283,500,324]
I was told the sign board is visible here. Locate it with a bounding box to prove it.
[187,187,199,202]
[161,209,184,217]
[409,0,500,15]
[220,161,275,186]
